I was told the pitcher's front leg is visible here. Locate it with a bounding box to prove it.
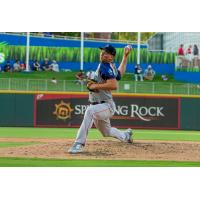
[75,106,94,145]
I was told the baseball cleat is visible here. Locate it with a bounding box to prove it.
[126,128,133,143]
[68,142,84,154]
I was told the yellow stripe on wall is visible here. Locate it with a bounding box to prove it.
[0,90,200,98]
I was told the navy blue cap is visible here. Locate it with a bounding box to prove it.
[99,44,116,56]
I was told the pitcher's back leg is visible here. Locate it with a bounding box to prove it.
[94,118,133,143]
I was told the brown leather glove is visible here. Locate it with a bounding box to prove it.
[86,79,98,92]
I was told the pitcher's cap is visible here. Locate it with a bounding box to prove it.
[99,44,116,56]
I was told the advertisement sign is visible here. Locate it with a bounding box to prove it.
[34,94,180,129]
[111,96,180,129]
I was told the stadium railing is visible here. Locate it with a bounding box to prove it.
[0,78,200,95]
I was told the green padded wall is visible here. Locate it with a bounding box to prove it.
[180,98,200,130]
[0,94,34,126]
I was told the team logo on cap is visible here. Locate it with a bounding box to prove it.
[53,101,74,120]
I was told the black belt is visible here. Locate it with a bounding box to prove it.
[90,101,106,105]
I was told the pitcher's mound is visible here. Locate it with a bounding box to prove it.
[0,138,200,161]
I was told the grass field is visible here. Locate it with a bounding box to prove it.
[1,127,200,141]
[0,71,177,82]
[1,157,200,167]
[0,127,200,167]
[1,71,200,95]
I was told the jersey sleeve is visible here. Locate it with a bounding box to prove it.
[99,63,116,80]
[116,70,121,81]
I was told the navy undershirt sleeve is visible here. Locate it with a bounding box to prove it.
[100,63,115,80]
[116,70,121,81]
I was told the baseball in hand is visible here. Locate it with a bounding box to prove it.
[126,45,132,50]
[124,45,132,56]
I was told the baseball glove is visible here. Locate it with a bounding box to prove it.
[86,79,98,92]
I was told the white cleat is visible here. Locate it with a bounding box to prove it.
[68,143,84,154]
[126,128,133,143]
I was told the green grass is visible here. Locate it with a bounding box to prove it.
[0,157,200,167]
[1,128,200,167]
[1,128,200,142]
[2,71,197,95]
[0,71,78,80]
[0,127,99,139]
[0,71,177,82]
[0,142,40,148]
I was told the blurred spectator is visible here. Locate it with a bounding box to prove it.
[186,45,192,54]
[20,61,26,71]
[75,70,87,85]
[193,44,199,68]
[186,45,193,61]
[178,44,184,56]
[177,44,185,68]
[13,60,21,71]
[185,45,193,68]
[50,60,59,72]
[4,61,12,72]
[143,65,156,81]
[134,64,143,81]
[193,44,199,56]
[33,60,40,71]
[13,60,26,72]
[41,58,51,71]
[161,75,168,81]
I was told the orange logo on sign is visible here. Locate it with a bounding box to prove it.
[53,101,74,120]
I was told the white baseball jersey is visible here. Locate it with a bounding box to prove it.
[75,62,131,145]
[89,62,121,103]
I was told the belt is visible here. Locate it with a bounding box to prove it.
[90,101,106,105]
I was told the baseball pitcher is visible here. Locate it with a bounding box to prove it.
[68,44,133,153]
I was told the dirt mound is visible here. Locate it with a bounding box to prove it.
[0,138,200,161]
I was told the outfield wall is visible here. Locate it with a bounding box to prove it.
[0,92,199,130]
[34,93,180,129]
[0,93,34,126]
[180,98,200,130]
